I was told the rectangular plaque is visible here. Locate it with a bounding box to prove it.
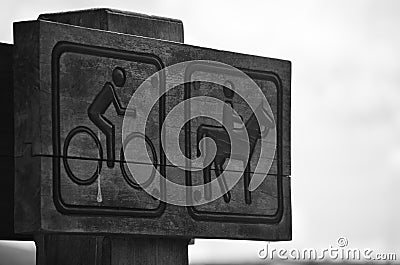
[14,19,291,240]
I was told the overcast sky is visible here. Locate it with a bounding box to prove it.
[2,0,400,264]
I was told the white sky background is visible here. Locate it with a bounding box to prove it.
[1,0,400,264]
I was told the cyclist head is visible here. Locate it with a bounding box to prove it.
[112,67,126,87]
[223,80,235,99]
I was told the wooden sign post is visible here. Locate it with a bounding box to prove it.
[13,9,291,264]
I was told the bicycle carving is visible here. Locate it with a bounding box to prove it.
[62,67,158,190]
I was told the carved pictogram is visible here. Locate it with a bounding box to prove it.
[62,66,157,189]
[197,82,275,204]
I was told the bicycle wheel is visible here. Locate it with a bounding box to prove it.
[120,132,158,190]
[63,126,103,185]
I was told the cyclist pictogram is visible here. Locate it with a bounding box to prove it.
[62,66,158,190]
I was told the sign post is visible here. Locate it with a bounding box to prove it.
[13,8,291,264]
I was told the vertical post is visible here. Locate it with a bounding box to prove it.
[35,235,190,265]
[102,237,189,265]
[31,9,187,265]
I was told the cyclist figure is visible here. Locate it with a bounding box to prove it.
[88,66,135,168]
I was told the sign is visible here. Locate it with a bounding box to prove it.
[14,19,291,240]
